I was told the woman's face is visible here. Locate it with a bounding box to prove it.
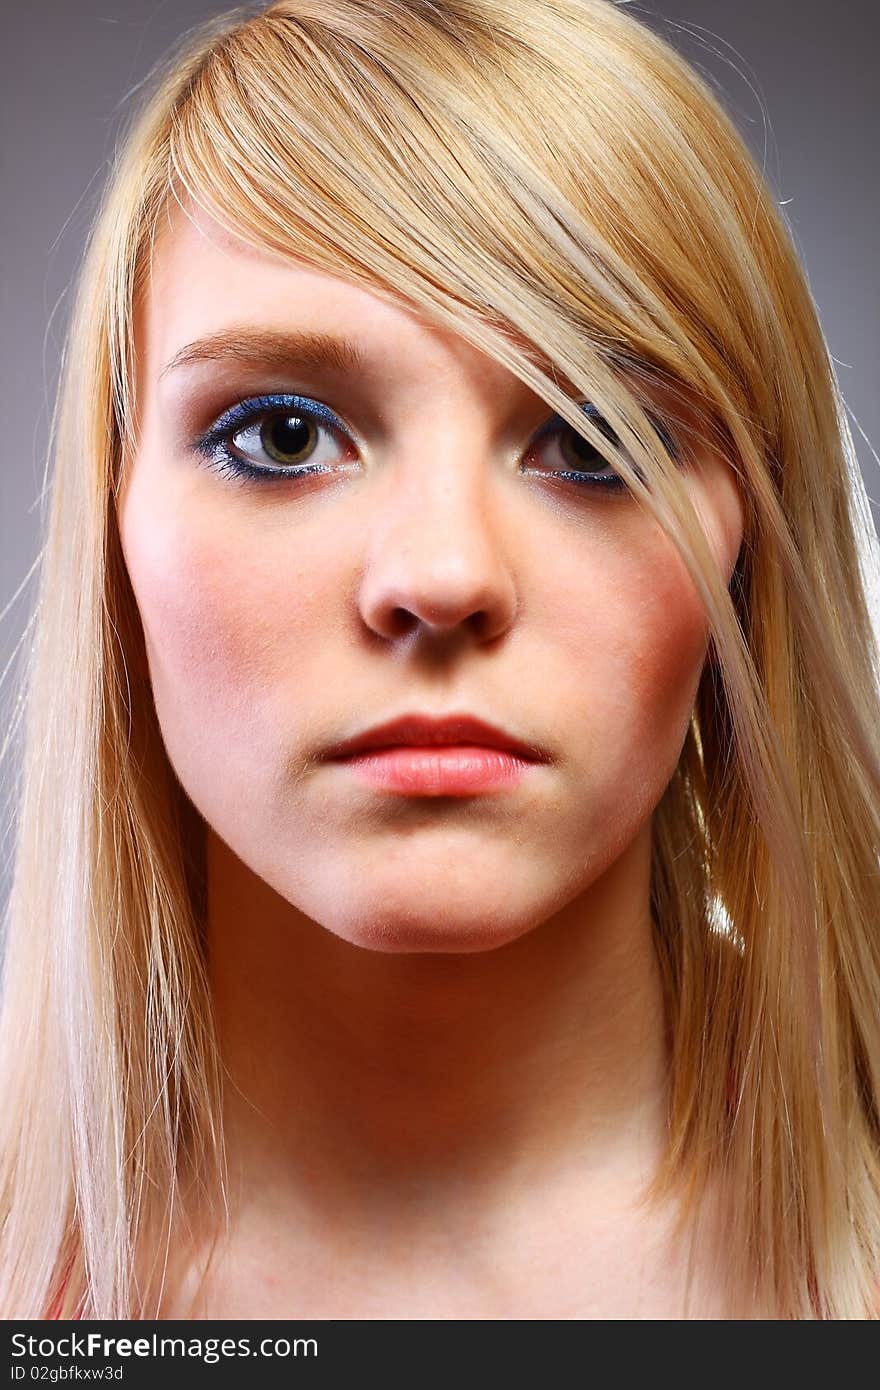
[118,202,744,953]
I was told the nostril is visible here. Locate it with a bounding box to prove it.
[384,603,493,644]
[468,609,493,638]
[389,606,418,637]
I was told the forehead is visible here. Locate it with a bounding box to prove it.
[137,200,520,396]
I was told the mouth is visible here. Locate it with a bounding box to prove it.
[322,712,551,797]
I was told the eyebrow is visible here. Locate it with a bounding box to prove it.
[159,327,369,381]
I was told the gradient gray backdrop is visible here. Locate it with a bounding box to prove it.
[1,1,878,915]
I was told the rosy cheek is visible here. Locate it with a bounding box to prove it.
[126,506,341,734]
[122,502,257,722]
[638,581,709,743]
[642,530,712,682]
[568,528,710,763]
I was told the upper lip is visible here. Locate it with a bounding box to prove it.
[323,712,550,762]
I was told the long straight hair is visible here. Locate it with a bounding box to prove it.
[1,0,879,1318]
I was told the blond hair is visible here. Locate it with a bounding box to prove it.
[1,0,879,1318]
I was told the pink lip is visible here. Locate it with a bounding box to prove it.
[322,712,550,797]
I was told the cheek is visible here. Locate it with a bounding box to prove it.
[118,494,338,794]
[543,525,710,827]
[629,550,709,725]
[628,536,711,700]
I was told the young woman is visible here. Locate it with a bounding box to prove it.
[1,0,878,1320]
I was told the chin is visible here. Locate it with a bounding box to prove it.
[265,841,577,956]
[317,886,543,956]
[332,920,533,955]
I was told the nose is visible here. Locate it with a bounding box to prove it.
[356,459,518,646]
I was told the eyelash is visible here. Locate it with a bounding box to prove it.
[192,392,677,492]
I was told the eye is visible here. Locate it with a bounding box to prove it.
[524,402,676,491]
[193,393,358,484]
[193,392,677,493]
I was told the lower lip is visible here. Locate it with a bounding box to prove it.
[330,745,542,795]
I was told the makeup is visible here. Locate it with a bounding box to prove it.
[329,745,542,796]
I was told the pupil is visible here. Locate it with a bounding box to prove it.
[570,433,603,469]
[566,416,617,472]
[266,414,313,462]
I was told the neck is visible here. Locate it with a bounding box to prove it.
[203,820,670,1225]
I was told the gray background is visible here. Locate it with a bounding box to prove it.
[1,1,877,912]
